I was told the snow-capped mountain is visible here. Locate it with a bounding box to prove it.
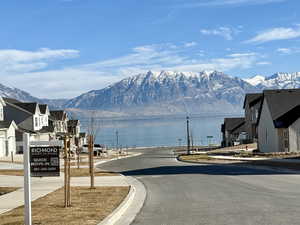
[0,83,40,102]
[245,72,300,89]
[65,70,259,116]
[0,83,67,109]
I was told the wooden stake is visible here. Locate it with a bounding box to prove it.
[64,137,68,208]
[88,135,95,189]
[67,138,71,206]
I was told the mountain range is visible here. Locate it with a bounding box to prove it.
[2,71,300,117]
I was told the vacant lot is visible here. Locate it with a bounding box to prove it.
[0,186,130,225]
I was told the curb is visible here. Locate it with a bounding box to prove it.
[98,176,146,225]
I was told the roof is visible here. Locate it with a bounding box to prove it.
[68,120,79,127]
[264,89,300,121]
[3,97,21,104]
[80,132,86,137]
[224,117,245,132]
[50,110,66,120]
[14,102,38,114]
[39,104,48,114]
[243,93,263,109]
[0,120,14,129]
[39,124,55,133]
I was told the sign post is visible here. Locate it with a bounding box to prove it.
[23,133,32,225]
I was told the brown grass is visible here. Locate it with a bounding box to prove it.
[61,168,119,177]
[179,154,235,164]
[0,170,23,176]
[0,187,19,196]
[0,186,130,225]
[0,160,23,164]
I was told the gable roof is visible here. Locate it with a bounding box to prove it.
[68,119,79,127]
[224,117,245,132]
[243,93,263,109]
[50,110,67,120]
[2,97,21,104]
[264,89,300,121]
[0,120,17,129]
[39,104,48,114]
[14,102,39,114]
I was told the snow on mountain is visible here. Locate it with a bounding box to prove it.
[244,75,266,86]
[0,83,40,102]
[65,70,259,116]
[244,72,300,89]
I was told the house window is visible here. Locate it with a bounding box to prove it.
[35,117,38,127]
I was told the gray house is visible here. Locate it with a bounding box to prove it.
[221,117,246,147]
[257,89,300,153]
[243,93,263,142]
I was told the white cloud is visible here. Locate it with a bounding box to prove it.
[0,44,263,99]
[184,42,198,47]
[200,27,237,40]
[0,48,79,73]
[276,47,300,54]
[246,26,300,44]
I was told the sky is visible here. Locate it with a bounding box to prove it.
[1,0,300,98]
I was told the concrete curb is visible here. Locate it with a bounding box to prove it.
[98,176,146,225]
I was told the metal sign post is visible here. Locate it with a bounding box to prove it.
[23,133,32,225]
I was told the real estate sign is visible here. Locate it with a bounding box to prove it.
[29,146,60,177]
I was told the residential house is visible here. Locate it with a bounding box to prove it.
[243,93,263,142]
[3,98,55,152]
[68,119,81,152]
[0,97,18,157]
[50,110,68,134]
[221,117,246,147]
[257,89,300,153]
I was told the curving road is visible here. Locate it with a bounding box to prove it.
[98,148,300,225]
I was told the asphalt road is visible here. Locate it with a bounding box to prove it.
[98,148,300,225]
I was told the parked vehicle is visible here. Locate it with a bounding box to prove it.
[82,144,106,155]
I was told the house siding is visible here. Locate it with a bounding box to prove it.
[288,117,300,152]
[258,99,279,153]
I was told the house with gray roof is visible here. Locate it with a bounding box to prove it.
[257,89,300,152]
[0,97,18,157]
[243,93,263,142]
[221,117,246,147]
[50,110,68,134]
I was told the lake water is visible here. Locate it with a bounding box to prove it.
[81,115,229,148]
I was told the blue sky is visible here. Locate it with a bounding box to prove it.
[1,0,300,98]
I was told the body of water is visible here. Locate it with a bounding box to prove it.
[81,115,228,148]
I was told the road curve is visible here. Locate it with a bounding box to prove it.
[98,148,300,225]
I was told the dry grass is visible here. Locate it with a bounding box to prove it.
[61,168,119,177]
[179,154,235,164]
[0,160,23,164]
[0,186,130,225]
[0,187,19,196]
[0,168,119,177]
[0,170,23,176]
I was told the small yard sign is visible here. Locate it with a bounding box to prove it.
[29,146,60,177]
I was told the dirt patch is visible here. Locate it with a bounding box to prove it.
[0,186,130,225]
[0,187,19,196]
